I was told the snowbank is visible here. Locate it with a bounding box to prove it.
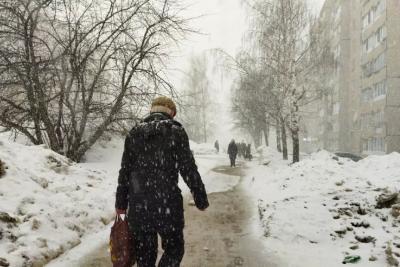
[247,150,400,267]
[189,141,217,155]
[0,134,237,266]
[0,138,114,267]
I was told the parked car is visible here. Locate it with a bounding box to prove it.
[333,152,364,162]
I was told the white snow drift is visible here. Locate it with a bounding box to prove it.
[248,147,400,267]
[0,137,115,267]
[0,137,237,267]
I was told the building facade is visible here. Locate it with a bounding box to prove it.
[359,0,400,155]
[312,0,361,153]
[310,0,400,155]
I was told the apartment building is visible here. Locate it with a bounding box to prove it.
[309,0,400,155]
[359,0,400,154]
[311,0,361,152]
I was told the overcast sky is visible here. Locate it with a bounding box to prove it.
[170,0,325,143]
[181,0,325,54]
[170,0,325,85]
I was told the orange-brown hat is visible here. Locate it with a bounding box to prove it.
[150,96,177,117]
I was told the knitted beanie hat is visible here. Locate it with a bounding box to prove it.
[150,96,177,117]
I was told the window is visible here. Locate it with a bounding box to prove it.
[360,114,370,130]
[369,35,377,50]
[362,139,368,151]
[376,25,387,43]
[363,52,386,77]
[368,137,385,152]
[360,110,385,130]
[376,0,386,17]
[374,80,387,99]
[362,40,368,54]
[363,25,386,55]
[374,52,385,72]
[362,0,386,30]
[363,80,388,102]
[362,61,374,77]
[363,15,369,29]
[368,9,374,24]
[361,87,373,102]
[363,137,385,152]
[374,110,385,128]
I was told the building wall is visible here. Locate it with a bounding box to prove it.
[317,0,343,152]
[385,0,400,153]
[348,0,362,155]
[358,0,400,155]
[307,0,400,155]
[338,0,362,153]
[315,0,361,153]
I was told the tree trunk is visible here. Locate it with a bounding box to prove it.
[26,16,60,152]
[276,121,282,152]
[281,120,288,160]
[290,98,301,163]
[292,130,300,163]
[255,134,261,148]
[263,119,269,147]
[251,130,261,148]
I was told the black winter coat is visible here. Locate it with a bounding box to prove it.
[228,141,238,157]
[115,112,208,231]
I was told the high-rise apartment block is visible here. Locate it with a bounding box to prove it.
[308,0,400,155]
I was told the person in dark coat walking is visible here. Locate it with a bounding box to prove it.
[115,96,209,267]
[214,140,219,153]
[227,139,238,167]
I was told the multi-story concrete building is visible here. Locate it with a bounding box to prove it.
[310,0,361,153]
[308,0,400,155]
[359,0,400,155]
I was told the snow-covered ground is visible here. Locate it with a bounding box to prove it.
[0,136,238,267]
[2,133,400,267]
[46,140,238,267]
[247,147,400,266]
[0,136,115,267]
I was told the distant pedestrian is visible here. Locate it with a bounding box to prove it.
[115,96,209,267]
[227,139,238,167]
[240,141,246,158]
[214,140,219,153]
[236,141,241,158]
[245,143,252,160]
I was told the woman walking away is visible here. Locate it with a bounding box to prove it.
[115,96,209,267]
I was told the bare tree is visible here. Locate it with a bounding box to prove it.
[180,53,213,143]
[0,0,187,161]
[230,52,268,148]
[239,0,325,163]
[226,0,331,163]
